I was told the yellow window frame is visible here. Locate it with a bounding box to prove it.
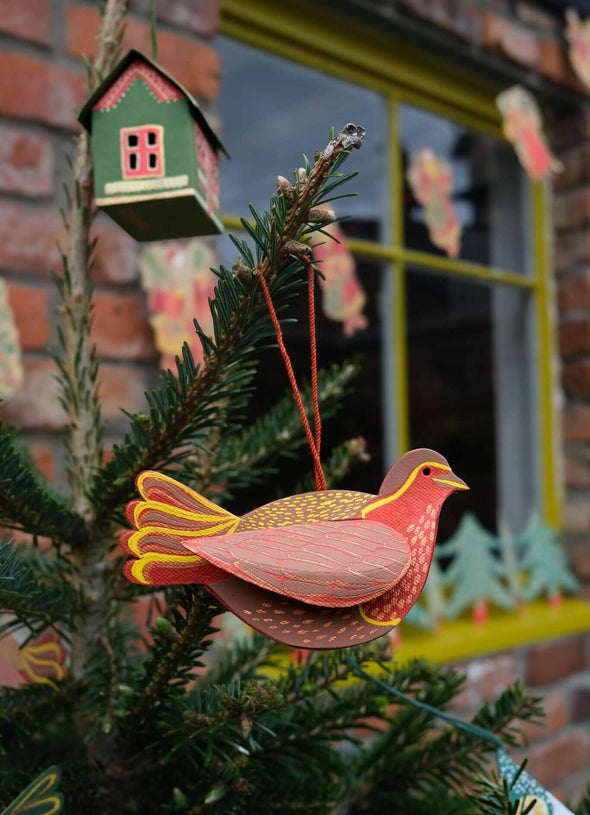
[220,0,590,659]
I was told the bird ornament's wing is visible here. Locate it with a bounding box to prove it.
[1,766,63,815]
[182,520,412,607]
[121,470,239,586]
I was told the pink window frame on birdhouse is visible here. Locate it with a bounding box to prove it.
[120,125,165,179]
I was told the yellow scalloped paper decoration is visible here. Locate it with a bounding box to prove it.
[0,278,23,401]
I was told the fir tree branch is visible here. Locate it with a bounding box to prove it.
[91,125,366,520]
[0,542,77,636]
[204,361,360,497]
[0,425,86,544]
[292,436,369,493]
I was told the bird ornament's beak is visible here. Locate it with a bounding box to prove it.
[432,471,469,491]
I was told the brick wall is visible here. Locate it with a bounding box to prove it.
[0,0,220,486]
[1,0,590,804]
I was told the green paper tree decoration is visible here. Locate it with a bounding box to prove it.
[443,514,514,624]
[518,513,579,606]
[499,519,524,609]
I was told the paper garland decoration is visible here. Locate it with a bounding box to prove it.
[310,218,368,337]
[0,278,23,401]
[0,766,63,815]
[120,449,468,649]
[496,86,563,180]
[497,750,575,815]
[138,240,219,369]
[518,513,579,606]
[566,9,590,89]
[407,148,462,258]
[401,512,578,633]
[0,628,67,689]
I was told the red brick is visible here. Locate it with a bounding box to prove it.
[64,5,220,101]
[518,688,569,744]
[572,685,590,722]
[566,542,590,580]
[0,0,50,46]
[29,441,55,482]
[92,292,155,360]
[523,730,590,788]
[565,456,590,488]
[98,363,151,420]
[555,231,590,273]
[554,188,590,231]
[560,319,590,356]
[562,403,590,442]
[526,636,586,685]
[481,10,540,68]
[552,107,590,152]
[452,653,521,714]
[0,126,54,197]
[155,0,220,38]
[559,272,590,311]
[0,359,65,430]
[0,52,85,130]
[553,144,590,192]
[538,39,587,92]
[562,360,590,397]
[7,284,51,351]
[0,203,137,284]
[93,220,138,284]
[564,495,590,534]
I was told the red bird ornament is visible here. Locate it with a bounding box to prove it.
[121,449,468,649]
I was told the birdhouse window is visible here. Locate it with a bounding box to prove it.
[121,125,164,179]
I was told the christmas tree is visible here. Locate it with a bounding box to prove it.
[0,2,548,812]
[443,515,515,624]
[518,513,579,606]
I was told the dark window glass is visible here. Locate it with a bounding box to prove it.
[127,133,138,148]
[128,153,138,170]
[148,153,158,169]
[147,131,158,146]
[406,268,537,538]
[216,36,389,242]
[400,105,530,272]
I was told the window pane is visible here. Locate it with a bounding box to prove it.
[406,269,537,538]
[225,260,390,514]
[127,133,138,148]
[216,36,389,243]
[129,153,137,170]
[147,131,157,146]
[400,105,531,272]
[148,153,158,169]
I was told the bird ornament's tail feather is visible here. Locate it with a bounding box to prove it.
[121,471,239,586]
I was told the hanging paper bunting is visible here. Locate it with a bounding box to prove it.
[497,749,575,815]
[0,278,23,401]
[310,216,368,337]
[0,628,67,689]
[566,9,590,89]
[496,86,563,180]
[407,148,462,258]
[138,240,219,369]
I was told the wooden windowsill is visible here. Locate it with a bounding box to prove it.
[394,598,590,664]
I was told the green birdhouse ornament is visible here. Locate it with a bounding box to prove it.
[79,49,228,241]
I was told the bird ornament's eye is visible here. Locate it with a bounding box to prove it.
[422,467,431,476]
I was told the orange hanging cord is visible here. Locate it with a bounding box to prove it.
[258,262,327,491]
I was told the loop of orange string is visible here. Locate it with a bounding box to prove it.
[258,263,326,491]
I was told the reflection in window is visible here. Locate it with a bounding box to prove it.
[400,105,530,271]
[216,36,389,243]
[406,269,537,538]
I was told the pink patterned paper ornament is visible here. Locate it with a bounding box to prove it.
[310,216,368,337]
[407,148,461,258]
[139,240,218,369]
[0,628,66,689]
[566,9,590,89]
[496,85,563,180]
[0,278,23,401]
